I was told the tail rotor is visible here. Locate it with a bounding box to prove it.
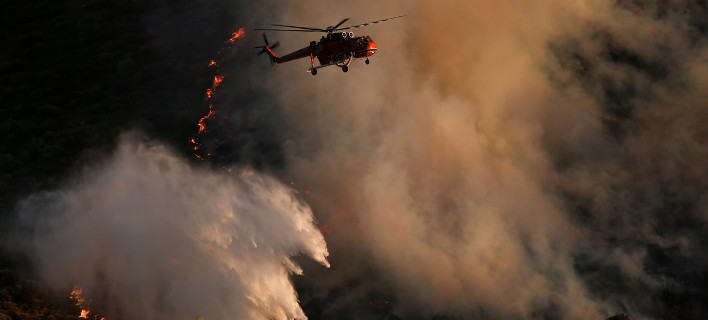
[254,33,279,65]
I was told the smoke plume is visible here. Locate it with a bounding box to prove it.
[239,0,708,318]
[20,133,328,320]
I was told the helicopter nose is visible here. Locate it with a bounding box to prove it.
[366,41,378,56]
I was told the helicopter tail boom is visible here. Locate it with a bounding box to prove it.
[256,40,315,71]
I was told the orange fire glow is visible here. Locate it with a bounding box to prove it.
[197,109,216,134]
[70,286,85,306]
[70,285,104,320]
[213,75,224,88]
[226,28,245,44]
[208,59,217,67]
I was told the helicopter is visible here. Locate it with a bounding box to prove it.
[254,15,405,75]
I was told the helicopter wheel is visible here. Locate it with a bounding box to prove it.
[342,66,348,72]
[311,69,317,75]
[365,59,370,65]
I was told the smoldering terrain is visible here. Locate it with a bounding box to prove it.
[8,0,708,319]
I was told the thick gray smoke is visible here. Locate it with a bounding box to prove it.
[20,134,328,320]
[239,0,708,319]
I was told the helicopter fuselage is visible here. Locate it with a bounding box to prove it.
[314,33,378,64]
[264,33,377,71]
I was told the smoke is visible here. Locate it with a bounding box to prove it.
[237,0,708,318]
[19,133,328,320]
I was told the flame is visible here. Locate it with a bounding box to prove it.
[191,26,245,159]
[197,108,217,134]
[70,286,86,306]
[70,285,105,320]
[226,27,245,44]
[190,138,200,152]
[213,75,224,88]
[195,75,224,135]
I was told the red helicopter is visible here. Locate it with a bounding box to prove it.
[254,15,405,75]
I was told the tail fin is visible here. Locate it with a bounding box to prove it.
[254,33,280,69]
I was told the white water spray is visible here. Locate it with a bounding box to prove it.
[22,134,328,320]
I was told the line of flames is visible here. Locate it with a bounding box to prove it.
[191,27,245,159]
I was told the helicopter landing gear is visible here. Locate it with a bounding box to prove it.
[365,58,370,65]
[311,69,317,75]
[342,66,348,72]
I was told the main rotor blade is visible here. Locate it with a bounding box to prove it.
[337,15,406,31]
[270,24,325,31]
[254,28,322,32]
[262,33,269,46]
[331,18,350,30]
